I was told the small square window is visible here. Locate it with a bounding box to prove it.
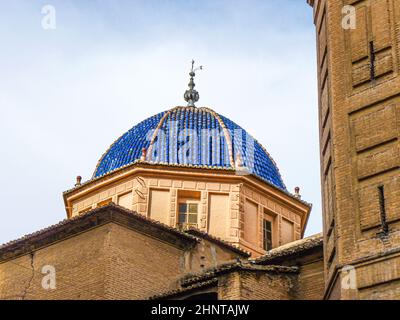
[178,201,199,229]
[189,203,198,213]
[179,214,186,223]
[179,203,187,213]
[188,214,198,224]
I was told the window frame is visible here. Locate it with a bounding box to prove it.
[263,219,273,251]
[177,198,200,229]
[263,208,277,251]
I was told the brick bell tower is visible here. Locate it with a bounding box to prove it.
[307,0,400,299]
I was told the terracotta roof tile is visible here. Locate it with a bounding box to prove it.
[148,278,218,300]
[185,228,251,257]
[180,260,299,287]
[148,261,298,300]
[252,233,323,264]
[0,203,199,261]
[0,204,250,263]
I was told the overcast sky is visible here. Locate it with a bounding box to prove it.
[0,0,321,244]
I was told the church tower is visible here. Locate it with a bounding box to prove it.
[308,0,400,299]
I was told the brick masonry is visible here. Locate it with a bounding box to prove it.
[308,0,400,299]
[0,222,243,300]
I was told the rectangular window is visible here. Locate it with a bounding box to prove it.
[378,185,389,235]
[263,220,273,251]
[263,208,276,250]
[178,202,198,229]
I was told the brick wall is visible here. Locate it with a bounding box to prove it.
[218,272,241,300]
[0,225,110,299]
[0,222,241,300]
[102,223,184,299]
[216,270,297,300]
[237,271,295,300]
[295,259,325,300]
[309,0,400,299]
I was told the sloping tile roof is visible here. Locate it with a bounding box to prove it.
[0,203,199,262]
[149,260,299,300]
[180,261,299,287]
[185,228,251,257]
[148,278,218,300]
[252,233,323,264]
[0,204,251,262]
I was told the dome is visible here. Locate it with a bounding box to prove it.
[93,106,286,190]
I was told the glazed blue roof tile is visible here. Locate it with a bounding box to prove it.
[94,106,286,190]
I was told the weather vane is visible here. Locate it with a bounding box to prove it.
[184,60,203,107]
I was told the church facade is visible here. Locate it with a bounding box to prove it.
[0,0,399,300]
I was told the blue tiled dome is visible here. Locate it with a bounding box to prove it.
[94,106,286,190]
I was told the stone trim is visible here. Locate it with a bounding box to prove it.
[64,162,311,210]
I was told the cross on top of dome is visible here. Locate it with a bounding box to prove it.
[184,60,203,107]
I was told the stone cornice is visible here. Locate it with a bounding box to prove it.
[64,162,311,216]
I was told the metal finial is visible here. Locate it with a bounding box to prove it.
[184,60,203,107]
